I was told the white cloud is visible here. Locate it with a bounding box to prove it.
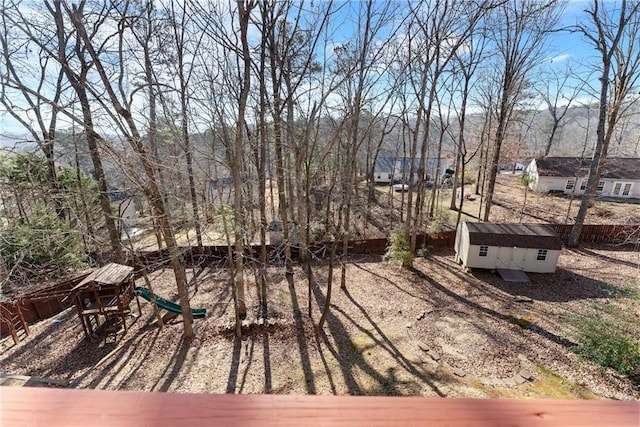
[548,53,572,63]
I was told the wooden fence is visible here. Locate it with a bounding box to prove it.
[0,274,88,338]
[552,223,640,244]
[2,224,636,339]
[134,231,457,267]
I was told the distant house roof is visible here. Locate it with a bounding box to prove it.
[374,156,444,175]
[534,157,640,180]
[466,223,562,250]
[375,156,397,172]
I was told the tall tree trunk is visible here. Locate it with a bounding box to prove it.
[173,2,203,249]
[51,1,123,263]
[568,0,639,247]
[318,241,335,329]
[65,2,195,337]
[482,89,510,223]
[231,0,253,321]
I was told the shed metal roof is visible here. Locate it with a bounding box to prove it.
[466,223,562,250]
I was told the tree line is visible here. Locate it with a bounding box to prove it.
[1,0,639,338]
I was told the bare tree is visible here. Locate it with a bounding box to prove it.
[537,65,586,157]
[482,0,563,222]
[404,0,491,251]
[448,22,488,228]
[2,2,125,262]
[568,0,640,247]
[0,8,65,219]
[164,1,204,248]
[330,0,401,288]
[230,0,255,324]
[59,1,196,337]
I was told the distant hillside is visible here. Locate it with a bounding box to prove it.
[507,103,640,159]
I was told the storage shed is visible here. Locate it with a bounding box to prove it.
[454,222,562,273]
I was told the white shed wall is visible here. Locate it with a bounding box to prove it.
[465,245,559,273]
[454,222,470,264]
[465,245,499,269]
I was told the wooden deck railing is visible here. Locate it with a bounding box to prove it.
[1,387,638,427]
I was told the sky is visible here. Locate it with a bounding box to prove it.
[0,0,620,148]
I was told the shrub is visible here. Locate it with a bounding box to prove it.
[384,225,413,269]
[572,316,640,377]
[0,208,86,283]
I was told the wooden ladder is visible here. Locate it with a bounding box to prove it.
[1,303,30,345]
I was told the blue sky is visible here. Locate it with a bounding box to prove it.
[0,0,621,146]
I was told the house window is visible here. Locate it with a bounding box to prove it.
[613,182,633,197]
[479,246,488,257]
[537,249,547,261]
[597,181,605,193]
[579,179,587,191]
[565,179,575,190]
[613,182,622,195]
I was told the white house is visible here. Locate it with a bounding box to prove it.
[454,222,562,273]
[525,157,640,199]
[373,156,447,185]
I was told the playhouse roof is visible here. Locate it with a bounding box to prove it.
[466,223,562,250]
[73,263,134,290]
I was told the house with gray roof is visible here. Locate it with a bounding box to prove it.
[454,222,562,273]
[525,157,640,199]
[373,156,447,184]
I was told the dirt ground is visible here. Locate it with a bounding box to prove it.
[2,174,639,399]
[1,243,639,399]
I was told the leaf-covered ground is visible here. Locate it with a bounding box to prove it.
[2,244,639,399]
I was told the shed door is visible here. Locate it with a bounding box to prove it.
[510,248,527,270]
[496,247,526,270]
[496,247,511,269]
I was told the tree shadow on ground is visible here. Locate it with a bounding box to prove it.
[224,328,274,394]
[311,279,444,396]
[262,330,272,393]
[473,267,637,302]
[78,321,161,389]
[341,289,445,396]
[0,307,77,361]
[570,246,640,270]
[286,274,316,394]
[105,331,162,389]
[352,263,436,303]
[225,335,242,393]
[153,336,192,392]
[0,307,155,387]
[415,258,575,349]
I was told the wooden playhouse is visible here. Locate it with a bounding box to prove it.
[71,263,140,338]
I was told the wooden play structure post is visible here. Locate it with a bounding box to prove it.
[0,302,30,345]
[71,263,141,339]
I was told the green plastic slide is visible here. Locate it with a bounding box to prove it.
[135,287,206,318]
